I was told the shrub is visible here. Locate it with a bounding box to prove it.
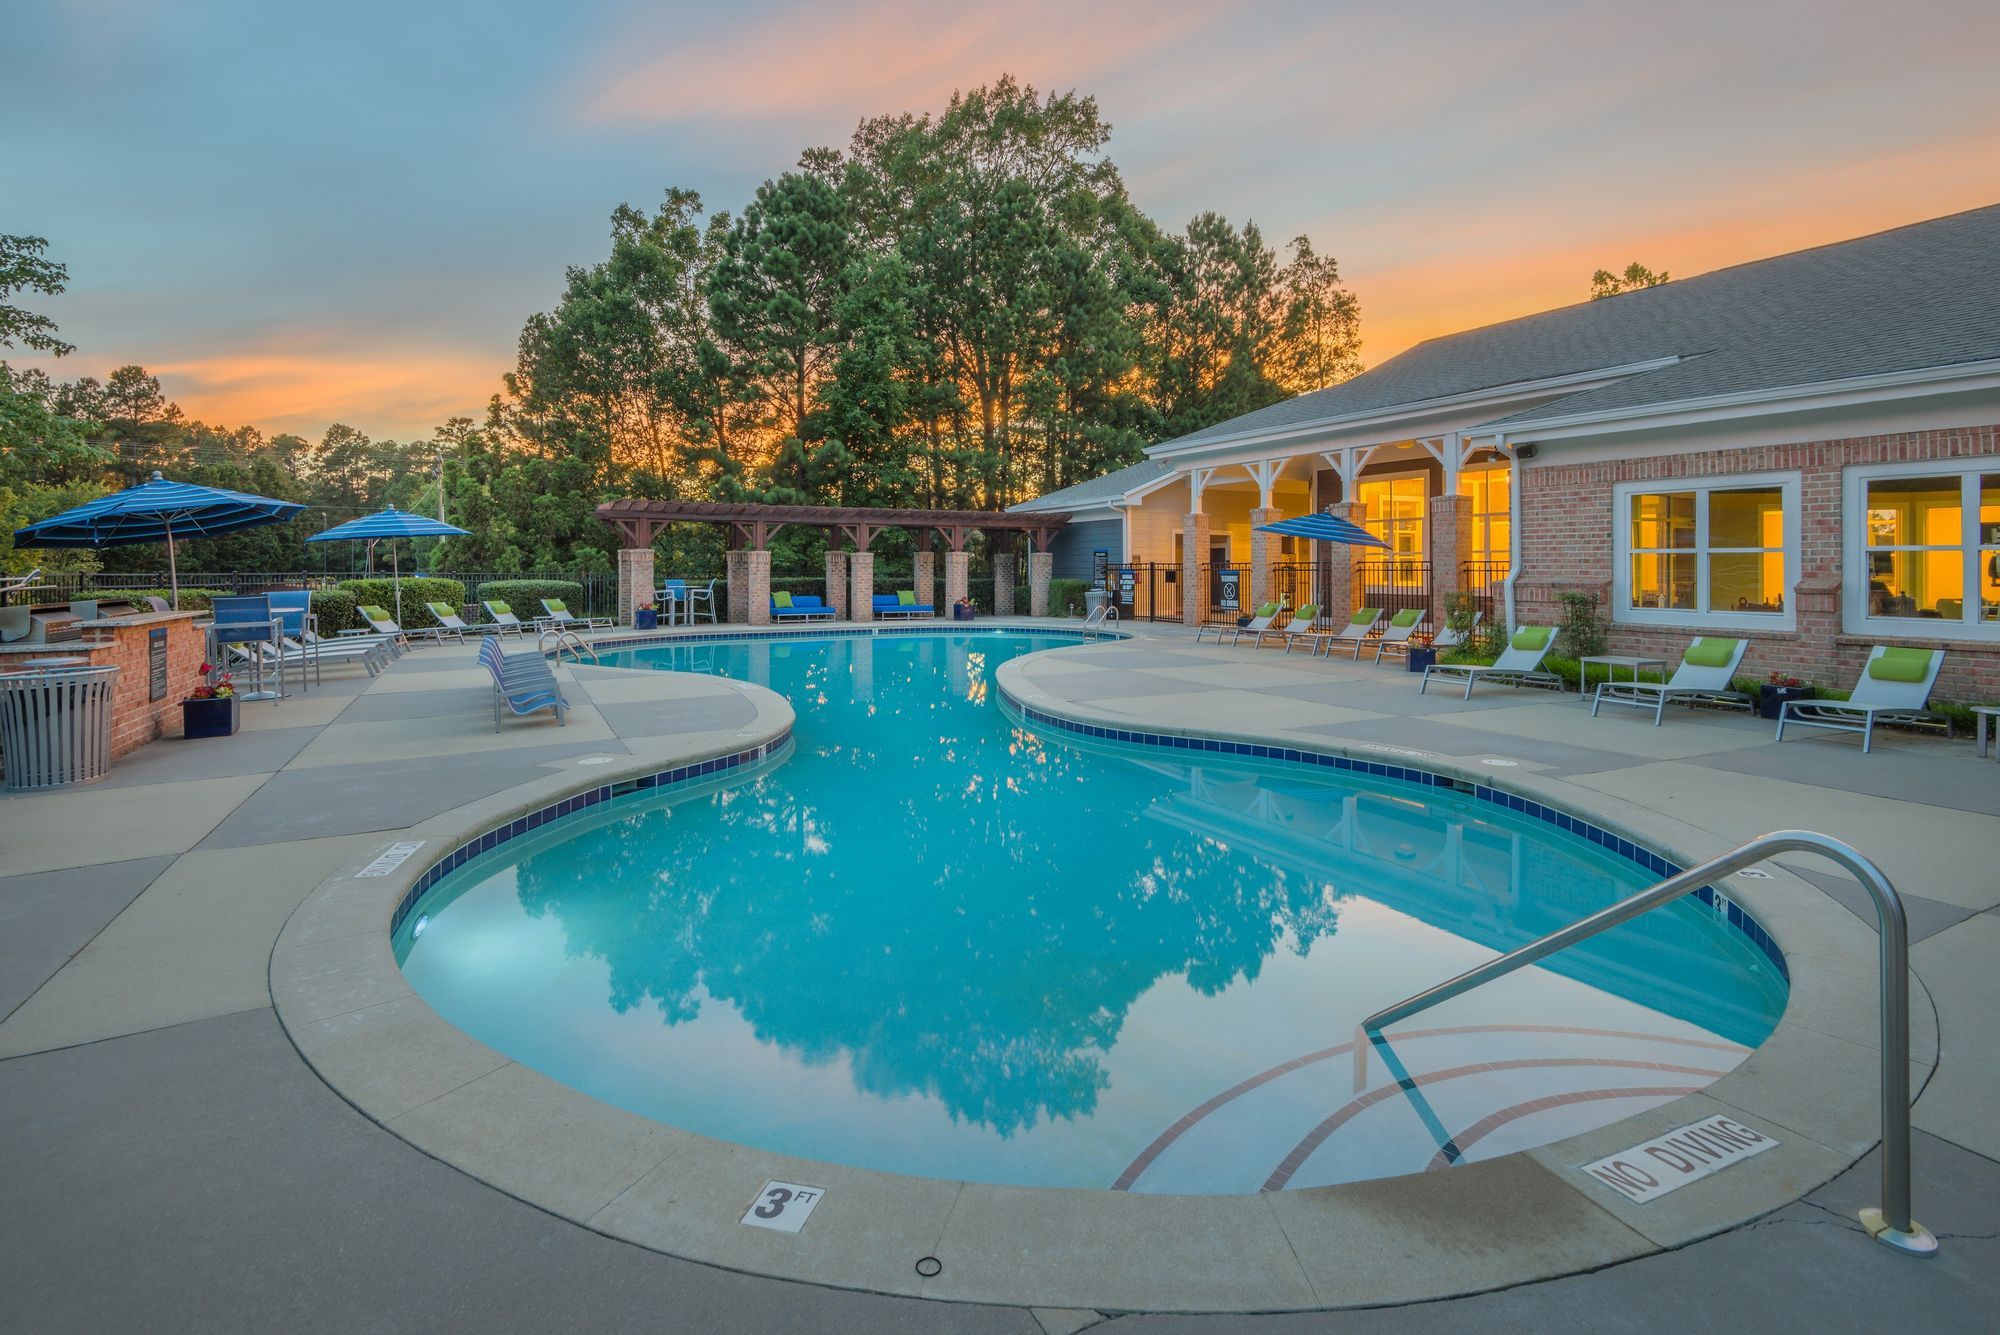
[75,586,230,613]
[474,579,585,622]
[336,577,465,630]
[1046,578,1091,616]
[310,589,359,634]
[1555,590,1607,658]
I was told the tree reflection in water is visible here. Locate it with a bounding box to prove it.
[509,634,1343,1136]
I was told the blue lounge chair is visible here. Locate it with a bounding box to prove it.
[872,592,934,619]
[478,637,567,730]
[770,593,836,621]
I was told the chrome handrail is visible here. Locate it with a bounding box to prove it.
[537,628,598,665]
[1355,829,1936,1256]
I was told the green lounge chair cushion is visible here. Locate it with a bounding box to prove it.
[1867,646,1934,682]
[427,603,455,619]
[1348,608,1381,628]
[546,599,569,613]
[1682,637,1739,668]
[898,590,916,605]
[1252,601,1279,618]
[1511,626,1552,651]
[1389,609,1422,628]
[772,591,794,609]
[360,605,391,622]
[488,602,512,616]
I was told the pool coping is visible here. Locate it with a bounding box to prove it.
[267,627,1940,1314]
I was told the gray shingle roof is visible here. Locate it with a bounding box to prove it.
[1009,457,1176,513]
[1160,202,2000,446]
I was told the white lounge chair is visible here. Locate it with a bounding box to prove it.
[1430,611,1484,651]
[481,600,534,636]
[424,602,482,640]
[1310,607,1383,659]
[1591,636,1751,724]
[1420,626,1563,699]
[1371,608,1429,663]
[540,597,614,631]
[1197,601,1282,644]
[1776,646,1945,753]
[1252,603,1321,650]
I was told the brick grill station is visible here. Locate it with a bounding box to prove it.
[0,610,208,770]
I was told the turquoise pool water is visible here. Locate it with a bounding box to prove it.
[395,631,1786,1192]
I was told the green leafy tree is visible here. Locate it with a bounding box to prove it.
[1590,261,1671,299]
[1274,235,1363,393]
[0,233,73,356]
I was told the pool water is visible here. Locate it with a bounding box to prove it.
[395,631,1786,1193]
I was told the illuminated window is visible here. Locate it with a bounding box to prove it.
[1846,463,2000,639]
[1357,474,1426,560]
[1458,464,1511,572]
[1613,476,1796,628]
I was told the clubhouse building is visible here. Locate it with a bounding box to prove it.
[1012,204,2000,701]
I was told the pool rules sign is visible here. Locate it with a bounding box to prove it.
[1581,1116,1778,1203]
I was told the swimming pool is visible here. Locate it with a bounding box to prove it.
[394,630,1786,1193]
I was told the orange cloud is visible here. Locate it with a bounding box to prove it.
[148,341,503,441]
[577,0,1211,128]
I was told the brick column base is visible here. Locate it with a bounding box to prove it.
[850,551,874,622]
[993,553,1016,616]
[1028,551,1053,617]
[725,551,751,624]
[1323,502,1365,629]
[617,547,655,627]
[1428,492,1473,631]
[745,550,771,626]
[1249,506,1279,611]
[914,550,937,616]
[944,551,970,612]
[1182,512,1211,626]
[823,550,850,620]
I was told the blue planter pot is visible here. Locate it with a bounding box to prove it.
[181,696,239,739]
[634,608,658,630]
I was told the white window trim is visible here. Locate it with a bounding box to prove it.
[1356,468,1431,562]
[1843,458,1999,644]
[1612,471,1800,632]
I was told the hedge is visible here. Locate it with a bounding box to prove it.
[474,579,585,620]
[310,589,359,634]
[336,577,465,630]
[1045,578,1091,617]
[75,587,230,613]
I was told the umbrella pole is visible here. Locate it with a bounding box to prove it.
[166,519,179,610]
[393,544,401,624]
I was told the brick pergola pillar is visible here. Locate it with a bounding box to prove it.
[725,549,752,624]
[1249,506,1281,611]
[993,542,1016,617]
[1428,492,1474,631]
[944,550,970,612]
[913,545,937,617]
[1028,551,1054,617]
[1323,501,1366,630]
[616,546,655,627]
[744,549,771,626]
[850,549,874,622]
[823,546,850,620]
[1181,512,1210,626]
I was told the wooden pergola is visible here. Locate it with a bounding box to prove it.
[595,500,1069,626]
[595,500,1066,553]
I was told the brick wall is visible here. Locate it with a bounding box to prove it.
[1515,421,1999,703]
[0,614,208,780]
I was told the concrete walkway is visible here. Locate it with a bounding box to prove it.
[2,623,1994,1331]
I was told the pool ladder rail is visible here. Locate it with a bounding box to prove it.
[1356,829,1937,1257]
[538,628,599,665]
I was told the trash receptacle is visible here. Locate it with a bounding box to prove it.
[1085,589,1109,616]
[0,663,121,792]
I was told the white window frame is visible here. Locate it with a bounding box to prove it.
[1612,472,1799,632]
[1844,458,1999,643]
[1356,468,1431,565]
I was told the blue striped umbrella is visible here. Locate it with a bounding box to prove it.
[306,506,468,622]
[1252,511,1391,549]
[12,471,306,607]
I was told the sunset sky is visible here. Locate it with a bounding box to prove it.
[7,0,1997,442]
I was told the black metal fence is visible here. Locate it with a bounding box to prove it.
[1104,562,1184,622]
[25,568,622,618]
[1353,559,1431,621]
[1460,559,1509,622]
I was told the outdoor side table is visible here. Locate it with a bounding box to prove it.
[1579,654,1669,706]
[1975,706,2000,761]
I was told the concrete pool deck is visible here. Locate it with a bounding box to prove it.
[2,620,1996,1329]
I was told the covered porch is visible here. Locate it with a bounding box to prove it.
[594,500,1068,627]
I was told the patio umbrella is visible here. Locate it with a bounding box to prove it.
[305,506,468,623]
[11,471,306,608]
[1251,511,1392,549]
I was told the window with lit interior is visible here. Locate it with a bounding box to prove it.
[1613,476,1796,628]
[1846,463,2000,639]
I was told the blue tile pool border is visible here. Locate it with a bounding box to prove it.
[388,728,792,935]
[999,687,1788,982]
[572,623,1128,658]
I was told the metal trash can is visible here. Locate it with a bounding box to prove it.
[0,663,122,792]
[1085,589,1109,616]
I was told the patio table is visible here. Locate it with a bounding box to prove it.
[1579,654,1668,706]
[1975,705,1999,761]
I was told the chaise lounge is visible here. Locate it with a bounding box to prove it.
[1591,636,1751,724]
[1775,645,1945,753]
[1419,625,1562,699]
[872,591,935,619]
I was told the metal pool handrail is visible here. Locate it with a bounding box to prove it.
[537,627,598,665]
[1355,829,1937,1256]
